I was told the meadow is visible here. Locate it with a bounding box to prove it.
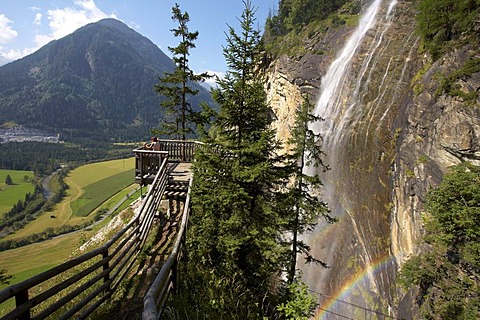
[0,158,142,316]
[0,169,35,218]
[1,158,135,241]
[0,185,142,287]
[70,170,133,217]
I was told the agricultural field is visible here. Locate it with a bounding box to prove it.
[0,158,142,300]
[70,170,133,217]
[0,169,35,219]
[2,158,135,241]
[0,185,141,285]
[0,225,95,315]
[0,188,142,316]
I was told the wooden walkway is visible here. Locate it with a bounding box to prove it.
[165,163,192,200]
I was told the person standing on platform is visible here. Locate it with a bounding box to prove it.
[152,137,161,151]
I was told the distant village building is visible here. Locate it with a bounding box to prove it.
[0,126,60,143]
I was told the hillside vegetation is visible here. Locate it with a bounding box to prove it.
[399,163,480,319]
[264,0,354,36]
[415,0,480,60]
[263,0,360,56]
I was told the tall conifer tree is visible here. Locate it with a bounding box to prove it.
[284,94,333,284]
[186,1,290,317]
[154,3,209,140]
[176,2,332,318]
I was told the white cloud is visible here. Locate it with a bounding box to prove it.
[0,47,35,61]
[1,0,117,64]
[201,70,224,88]
[35,33,54,48]
[33,13,42,25]
[0,14,18,44]
[45,0,117,39]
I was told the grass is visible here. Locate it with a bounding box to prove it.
[0,169,35,218]
[68,158,133,187]
[70,170,134,217]
[0,186,142,316]
[0,233,87,315]
[0,205,139,317]
[0,157,145,318]
[2,158,135,241]
[0,158,141,315]
[95,185,141,215]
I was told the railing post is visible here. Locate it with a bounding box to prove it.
[139,153,144,185]
[172,259,178,294]
[16,289,31,320]
[102,249,110,294]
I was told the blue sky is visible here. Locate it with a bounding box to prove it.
[0,0,275,83]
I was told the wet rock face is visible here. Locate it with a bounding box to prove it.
[393,47,480,261]
[392,47,480,319]
[265,1,419,316]
[265,1,479,318]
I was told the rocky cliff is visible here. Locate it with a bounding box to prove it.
[392,44,480,317]
[393,46,480,263]
[264,0,479,318]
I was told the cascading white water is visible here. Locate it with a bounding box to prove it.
[312,0,380,140]
[299,0,415,318]
[312,0,397,146]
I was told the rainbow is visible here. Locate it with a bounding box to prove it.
[313,254,396,319]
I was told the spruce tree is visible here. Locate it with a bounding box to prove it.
[284,94,333,284]
[186,1,290,317]
[4,174,13,185]
[154,3,209,140]
[173,2,334,317]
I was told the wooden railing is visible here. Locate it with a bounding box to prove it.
[142,177,192,320]
[156,140,204,162]
[133,140,203,185]
[133,149,169,185]
[0,158,170,320]
[0,140,202,320]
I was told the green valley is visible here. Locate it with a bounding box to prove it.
[0,169,35,219]
[1,158,136,243]
[0,157,141,303]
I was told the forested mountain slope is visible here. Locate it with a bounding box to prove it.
[0,19,213,143]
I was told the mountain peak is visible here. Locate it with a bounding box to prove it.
[83,18,137,36]
[0,18,212,142]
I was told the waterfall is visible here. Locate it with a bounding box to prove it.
[299,0,418,318]
[312,0,384,145]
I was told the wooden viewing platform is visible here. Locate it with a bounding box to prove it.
[133,139,201,185]
[0,140,201,320]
